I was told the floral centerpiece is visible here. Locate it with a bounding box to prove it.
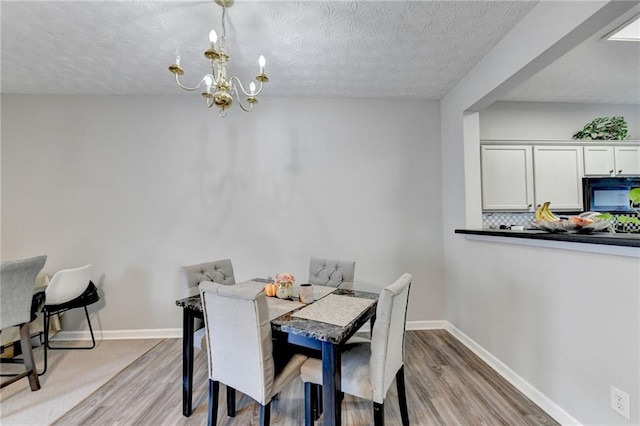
[274,273,295,299]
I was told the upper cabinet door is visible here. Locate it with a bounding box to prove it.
[614,146,640,176]
[533,146,584,211]
[583,146,614,176]
[481,145,534,211]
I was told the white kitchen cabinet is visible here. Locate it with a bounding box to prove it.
[583,146,614,176]
[584,145,640,176]
[533,146,584,211]
[614,146,640,175]
[481,145,534,211]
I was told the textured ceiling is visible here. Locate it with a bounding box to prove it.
[1,1,638,104]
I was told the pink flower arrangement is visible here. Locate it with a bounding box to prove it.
[274,273,295,285]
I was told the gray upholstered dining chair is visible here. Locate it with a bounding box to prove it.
[0,255,47,391]
[199,281,308,426]
[180,259,236,350]
[307,257,356,289]
[300,273,412,426]
[180,259,236,298]
[180,259,238,415]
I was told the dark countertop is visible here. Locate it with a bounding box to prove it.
[455,229,640,248]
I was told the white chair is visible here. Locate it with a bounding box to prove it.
[308,257,355,289]
[199,281,308,426]
[0,255,47,391]
[300,273,412,426]
[42,264,99,375]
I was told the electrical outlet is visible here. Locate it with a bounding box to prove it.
[611,385,630,420]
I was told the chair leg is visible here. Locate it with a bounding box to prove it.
[396,366,410,426]
[373,402,384,426]
[304,382,314,426]
[20,323,40,391]
[46,306,96,350]
[226,385,236,417]
[208,380,219,426]
[0,324,40,390]
[40,311,51,376]
[260,401,271,426]
[315,383,323,419]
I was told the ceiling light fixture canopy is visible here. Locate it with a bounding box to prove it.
[168,0,268,117]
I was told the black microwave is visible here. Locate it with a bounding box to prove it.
[582,177,640,213]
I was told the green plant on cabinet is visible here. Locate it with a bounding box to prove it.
[572,116,629,140]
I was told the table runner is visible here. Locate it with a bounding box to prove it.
[291,294,376,327]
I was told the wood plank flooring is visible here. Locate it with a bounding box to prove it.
[55,330,559,425]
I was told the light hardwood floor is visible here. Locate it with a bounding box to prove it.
[56,330,558,425]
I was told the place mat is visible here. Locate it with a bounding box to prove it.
[266,297,303,320]
[292,294,376,327]
[310,285,337,300]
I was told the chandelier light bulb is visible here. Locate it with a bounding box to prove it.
[204,75,213,90]
[175,49,181,66]
[259,55,266,73]
[209,29,218,48]
[249,82,256,95]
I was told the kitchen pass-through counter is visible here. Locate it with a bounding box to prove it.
[455,228,640,257]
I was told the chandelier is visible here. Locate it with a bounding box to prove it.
[168,0,268,117]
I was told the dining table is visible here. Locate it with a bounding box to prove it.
[175,278,378,426]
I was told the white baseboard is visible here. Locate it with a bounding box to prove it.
[444,321,581,426]
[54,321,443,340]
[407,320,447,330]
[357,319,445,334]
[52,328,182,341]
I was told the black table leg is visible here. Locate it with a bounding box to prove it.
[369,314,376,338]
[321,341,341,426]
[183,308,195,417]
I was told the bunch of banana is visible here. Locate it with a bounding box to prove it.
[535,201,560,222]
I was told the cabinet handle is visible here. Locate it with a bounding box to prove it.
[619,169,623,174]
[610,170,614,174]
[528,204,532,208]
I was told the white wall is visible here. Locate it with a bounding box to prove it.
[442,2,640,425]
[1,95,443,331]
[481,101,640,140]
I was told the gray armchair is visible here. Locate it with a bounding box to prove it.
[199,281,308,426]
[0,255,47,391]
[308,257,355,289]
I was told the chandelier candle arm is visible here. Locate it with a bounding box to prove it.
[172,73,212,92]
[167,0,267,116]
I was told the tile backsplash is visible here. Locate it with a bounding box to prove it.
[483,212,535,229]
[482,212,640,232]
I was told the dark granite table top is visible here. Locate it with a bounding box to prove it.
[176,284,379,344]
[272,289,378,344]
[455,228,640,248]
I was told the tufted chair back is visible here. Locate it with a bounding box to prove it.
[308,257,355,289]
[180,259,235,298]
